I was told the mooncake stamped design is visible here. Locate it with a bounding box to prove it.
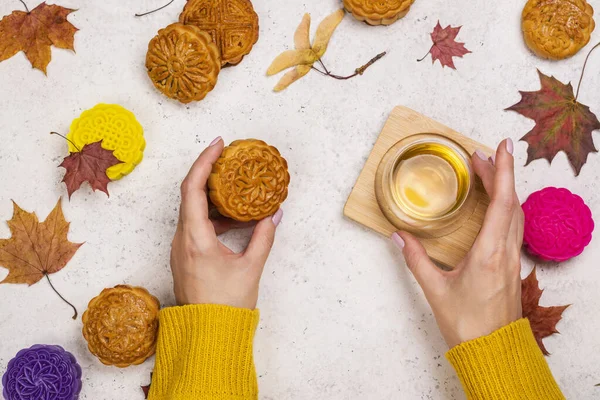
[343,0,415,25]
[67,104,145,181]
[522,0,595,59]
[522,187,594,261]
[208,139,290,222]
[180,0,259,66]
[2,344,82,400]
[146,23,221,103]
[82,285,160,368]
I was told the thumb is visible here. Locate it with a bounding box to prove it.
[391,231,442,295]
[244,209,283,268]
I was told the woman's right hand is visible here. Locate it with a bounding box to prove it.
[392,139,524,348]
[170,137,283,310]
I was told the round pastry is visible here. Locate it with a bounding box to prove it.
[67,104,145,181]
[522,0,595,60]
[343,0,415,25]
[522,187,594,262]
[82,285,160,368]
[2,345,82,400]
[208,139,290,222]
[179,0,259,66]
[146,23,221,104]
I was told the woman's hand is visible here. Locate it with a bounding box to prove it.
[392,139,524,348]
[170,137,283,309]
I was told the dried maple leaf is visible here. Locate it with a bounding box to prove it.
[141,384,150,398]
[521,267,569,355]
[0,1,78,74]
[506,70,600,176]
[141,373,153,398]
[0,199,82,319]
[57,138,121,199]
[418,21,471,69]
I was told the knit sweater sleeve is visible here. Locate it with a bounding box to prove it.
[446,318,564,400]
[148,304,260,400]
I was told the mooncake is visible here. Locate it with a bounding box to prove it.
[146,23,221,103]
[208,139,290,222]
[522,0,595,59]
[343,0,415,25]
[82,285,160,368]
[180,0,259,66]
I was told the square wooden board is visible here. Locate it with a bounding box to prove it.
[343,106,494,268]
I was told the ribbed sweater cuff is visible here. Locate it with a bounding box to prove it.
[149,304,260,400]
[446,318,564,400]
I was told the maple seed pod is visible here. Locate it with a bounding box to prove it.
[208,139,290,222]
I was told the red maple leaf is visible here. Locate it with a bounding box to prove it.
[141,384,150,398]
[141,373,152,398]
[418,21,471,69]
[521,267,569,355]
[59,140,121,199]
[506,70,600,176]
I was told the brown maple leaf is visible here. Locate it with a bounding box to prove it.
[141,384,150,398]
[58,139,121,199]
[141,373,153,398]
[0,198,82,318]
[506,69,600,176]
[417,21,471,69]
[0,1,78,74]
[521,267,569,355]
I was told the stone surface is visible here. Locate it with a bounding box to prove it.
[1,0,599,399]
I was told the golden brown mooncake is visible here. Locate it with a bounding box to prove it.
[522,0,595,60]
[343,0,415,25]
[82,285,160,368]
[208,139,290,222]
[146,23,221,104]
[179,0,259,66]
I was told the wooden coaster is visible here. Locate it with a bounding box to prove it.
[344,106,494,268]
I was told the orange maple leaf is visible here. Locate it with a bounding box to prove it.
[521,267,569,355]
[0,2,78,74]
[0,198,82,318]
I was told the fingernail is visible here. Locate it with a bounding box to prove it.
[209,136,222,146]
[490,154,496,165]
[391,232,405,249]
[506,138,514,155]
[474,149,487,161]
[272,209,283,227]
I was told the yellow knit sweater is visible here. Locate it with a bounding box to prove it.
[148,305,564,400]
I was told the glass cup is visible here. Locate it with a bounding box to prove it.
[375,133,477,238]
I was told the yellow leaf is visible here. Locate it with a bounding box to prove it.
[266,49,316,76]
[295,14,311,50]
[274,65,312,91]
[312,9,345,58]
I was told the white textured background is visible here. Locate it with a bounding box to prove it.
[1,0,600,398]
